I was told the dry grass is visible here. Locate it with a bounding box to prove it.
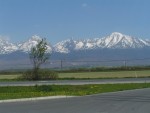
[59,70,150,79]
[0,70,150,80]
[0,74,21,80]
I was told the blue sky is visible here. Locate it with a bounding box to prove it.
[0,0,150,44]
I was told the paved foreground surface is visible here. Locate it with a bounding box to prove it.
[0,78,150,86]
[0,88,150,113]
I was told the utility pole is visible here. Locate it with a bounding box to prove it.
[124,60,127,68]
[60,60,63,70]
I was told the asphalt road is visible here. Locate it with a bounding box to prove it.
[0,88,150,113]
[0,78,150,86]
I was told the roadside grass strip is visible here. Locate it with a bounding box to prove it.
[0,83,150,100]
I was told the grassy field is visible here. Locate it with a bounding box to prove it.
[59,70,150,79]
[0,70,150,80]
[0,83,150,100]
[0,74,20,80]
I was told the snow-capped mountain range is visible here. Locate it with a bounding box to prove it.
[54,32,150,53]
[0,32,150,54]
[0,35,52,54]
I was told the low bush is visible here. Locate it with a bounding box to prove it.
[21,70,34,80]
[38,70,58,80]
[20,69,58,80]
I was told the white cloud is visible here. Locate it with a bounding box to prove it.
[82,3,88,7]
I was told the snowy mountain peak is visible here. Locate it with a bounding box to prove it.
[18,35,52,53]
[18,36,41,52]
[102,32,149,48]
[30,35,42,42]
[53,39,75,53]
[110,32,124,37]
[0,38,18,54]
[109,32,130,42]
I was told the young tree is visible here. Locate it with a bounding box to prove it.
[29,38,50,80]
